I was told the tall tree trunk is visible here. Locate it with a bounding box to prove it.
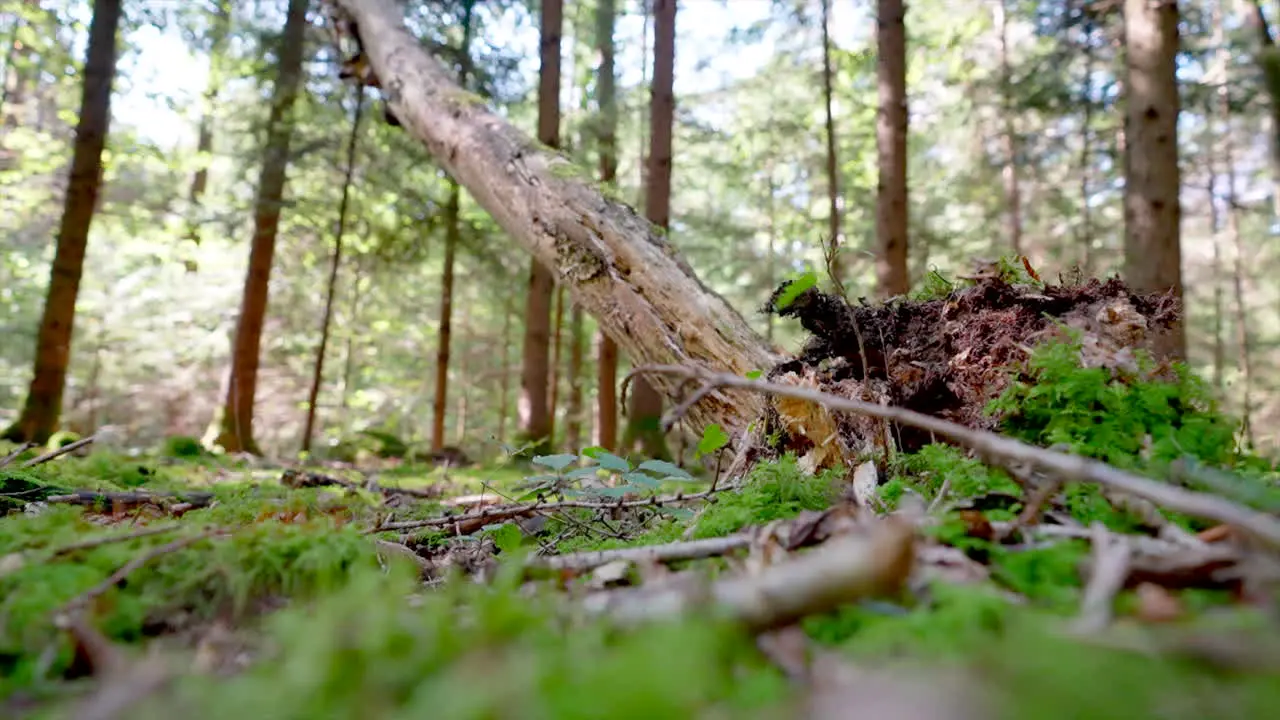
[302,84,364,455]
[1122,0,1184,361]
[2,0,121,444]
[335,0,772,439]
[214,0,310,455]
[996,0,1021,256]
[548,283,565,445]
[1079,16,1095,274]
[1216,1,1255,444]
[593,0,619,452]
[1207,149,1225,394]
[1246,0,1280,218]
[820,0,844,289]
[340,257,364,416]
[186,0,231,248]
[566,303,584,450]
[519,0,562,451]
[431,182,460,452]
[875,0,909,297]
[498,293,513,445]
[624,0,675,460]
[430,0,475,454]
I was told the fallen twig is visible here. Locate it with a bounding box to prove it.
[49,523,184,558]
[626,364,1280,552]
[581,517,916,631]
[282,468,443,500]
[20,434,96,468]
[366,489,718,535]
[60,529,225,613]
[0,442,36,468]
[45,490,214,512]
[525,533,752,575]
[1073,524,1132,633]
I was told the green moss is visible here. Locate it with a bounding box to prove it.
[160,435,207,458]
[888,444,1021,506]
[134,564,793,720]
[690,455,840,539]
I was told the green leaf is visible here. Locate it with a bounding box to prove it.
[591,451,631,472]
[532,454,578,471]
[696,424,730,459]
[622,471,660,488]
[656,506,695,520]
[745,370,763,380]
[564,465,603,479]
[486,523,523,553]
[637,459,694,480]
[590,486,634,497]
[773,271,817,310]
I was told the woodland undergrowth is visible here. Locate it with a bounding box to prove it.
[3,281,1280,718]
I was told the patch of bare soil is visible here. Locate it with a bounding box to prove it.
[761,266,1181,466]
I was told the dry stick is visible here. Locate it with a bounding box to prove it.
[366,490,718,534]
[581,517,916,631]
[60,529,224,613]
[0,442,36,468]
[626,365,1280,552]
[525,533,752,574]
[1073,523,1133,633]
[48,523,183,558]
[20,434,96,468]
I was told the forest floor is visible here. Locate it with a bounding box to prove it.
[4,266,1280,719]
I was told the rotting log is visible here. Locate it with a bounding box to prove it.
[329,0,776,439]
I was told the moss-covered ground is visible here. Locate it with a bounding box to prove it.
[3,338,1279,718]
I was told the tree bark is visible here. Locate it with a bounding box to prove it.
[820,0,844,288]
[302,84,364,455]
[548,283,565,445]
[214,0,310,455]
[186,0,231,248]
[1122,0,1184,361]
[519,0,563,451]
[625,0,676,460]
[875,0,909,298]
[334,0,772,440]
[593,0,619,452]
[2,0,121,444]
[498,293,513,445]
[1215,1,1255,444]
[431,182,460,452]
[430,0,475,454]
[996,0,1021,257]
[566,302,585,450]
[1246,0,1280,218]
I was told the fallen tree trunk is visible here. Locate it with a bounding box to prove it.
[332,0,775,438]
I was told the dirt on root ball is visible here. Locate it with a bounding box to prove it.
[759,269,1181,466]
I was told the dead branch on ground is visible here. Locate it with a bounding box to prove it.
[21,434,96,468]
[59,529,226,613]
[626,364,1280,551]
[0,442,36,468]
[525,533,752,575]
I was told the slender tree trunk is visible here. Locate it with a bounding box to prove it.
[519,0,562,451]
[1216,1,1255,444]
[566,303,584,450]
[302,84,364,454]
[1079,17,1095,274]
[875,0,909,297]
[498,294,513,445]
[820,0,844,288]
[594,0,619,452]
[996,0,1021,256]
[430,0,475,454]
[454,299,470,444]
[1122,0,1184,361]
[340,257,364,416]
[2,0,121,444]
[1207,148,1225,394]
[765,164,777,344]
[214,0,310,455]
[548,283,565,445]
[186,0,230,248]
[335,0,773,439]
[637,0,650,195]
[430,183,460,452]
[625,0,675,459]
[1246,0,1280,218]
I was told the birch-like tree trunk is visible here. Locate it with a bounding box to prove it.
[333,0,772,439]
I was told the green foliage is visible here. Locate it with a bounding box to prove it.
[135,564,793,720]
[889,444,1021,505]
[160,435,207,458]
[691,455,840,539]
[46,430,81,450]
[32,451,172,491]
[0,500,375,696]
[695,424,730,459]
[772,271,818,310]
[517,445,698,502]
